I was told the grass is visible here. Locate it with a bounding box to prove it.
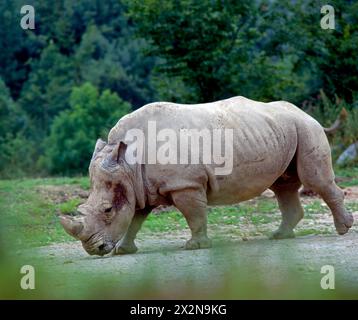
[0,166,357,249]
[142,200,278,234]
[0,178,89,248]
[57,198,82,215]
[335,167,358,187]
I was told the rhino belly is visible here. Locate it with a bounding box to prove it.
[207,123,297,205]
[207,160,285,205]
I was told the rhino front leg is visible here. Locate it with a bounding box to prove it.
[171,189,212,250]
[113,208,151,255]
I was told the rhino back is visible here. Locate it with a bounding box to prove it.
[107,96,316,205]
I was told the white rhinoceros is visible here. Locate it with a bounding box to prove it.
[60,96,353,256]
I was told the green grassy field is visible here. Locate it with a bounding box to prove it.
[0,167,357,249]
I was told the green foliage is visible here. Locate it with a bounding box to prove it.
[0,0,158,178]
[0,133,38,179]
[74,24,157,108]
[0,78,26,137]
[315,0,358,103]
[19,43,75,134]
[0,0,42,98]
[304,90,358,161]
[124,1,293,103]
[0,78,36,178]
[58,199,82,215]
[336,167,358,186]
[127,0,358,106]
[344,108,358,147]
[44,83,130,175]
[0,178,80,248]
[126,0,259,102]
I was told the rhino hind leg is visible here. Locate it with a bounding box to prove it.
[112,208,151,255]
[300,178,353,235]
[296,127,353,235]
[320,184,353,235]
[270,162,304,239]
[171,189,212,250]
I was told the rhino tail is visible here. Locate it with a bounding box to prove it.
[323,108,348,135]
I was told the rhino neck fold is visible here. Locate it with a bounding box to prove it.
[129,162,147,210]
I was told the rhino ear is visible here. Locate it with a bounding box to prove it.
[109,141,127,164]
[92,139,107,160]
[101,141,127,171]
[60,215,84,239]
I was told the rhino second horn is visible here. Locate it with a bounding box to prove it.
[60,216,84,238]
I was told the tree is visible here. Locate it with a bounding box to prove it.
[0,78,26,138]
[0,78,36,178]
[126,0,259,103]
[0,0,42,99]
[317,0,358,103]
[19,43,76,136]
[44,83,131,175]
[74,24,157,109]
[260,0,358,104]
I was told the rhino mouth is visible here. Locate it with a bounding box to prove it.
[83,234,116,256]
[84,242,115,256]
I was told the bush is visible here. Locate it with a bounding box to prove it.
[304,90,358,162]
[0,78,37,179]
[0,133,38,179]
[44,83,131,175]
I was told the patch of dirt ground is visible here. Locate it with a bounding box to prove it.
[36,185,89,204]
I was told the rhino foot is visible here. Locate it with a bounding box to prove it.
[185,237,212,250]
[112,242,138,255]
[334,213,354,235]
[270,229,295,240]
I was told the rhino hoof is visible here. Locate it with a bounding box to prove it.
[270,229,295,240]
[112,243,138,255]
[185,237,212,250]
[334,213,354,235]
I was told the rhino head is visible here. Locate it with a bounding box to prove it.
[60,139,140,256]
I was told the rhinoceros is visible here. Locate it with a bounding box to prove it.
[60,96,353,256]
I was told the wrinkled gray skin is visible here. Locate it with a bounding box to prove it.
[60,96,354,256]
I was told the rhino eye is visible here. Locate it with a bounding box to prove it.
[104,207,112,213]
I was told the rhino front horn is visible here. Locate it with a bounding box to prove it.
[60,215,84,239]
